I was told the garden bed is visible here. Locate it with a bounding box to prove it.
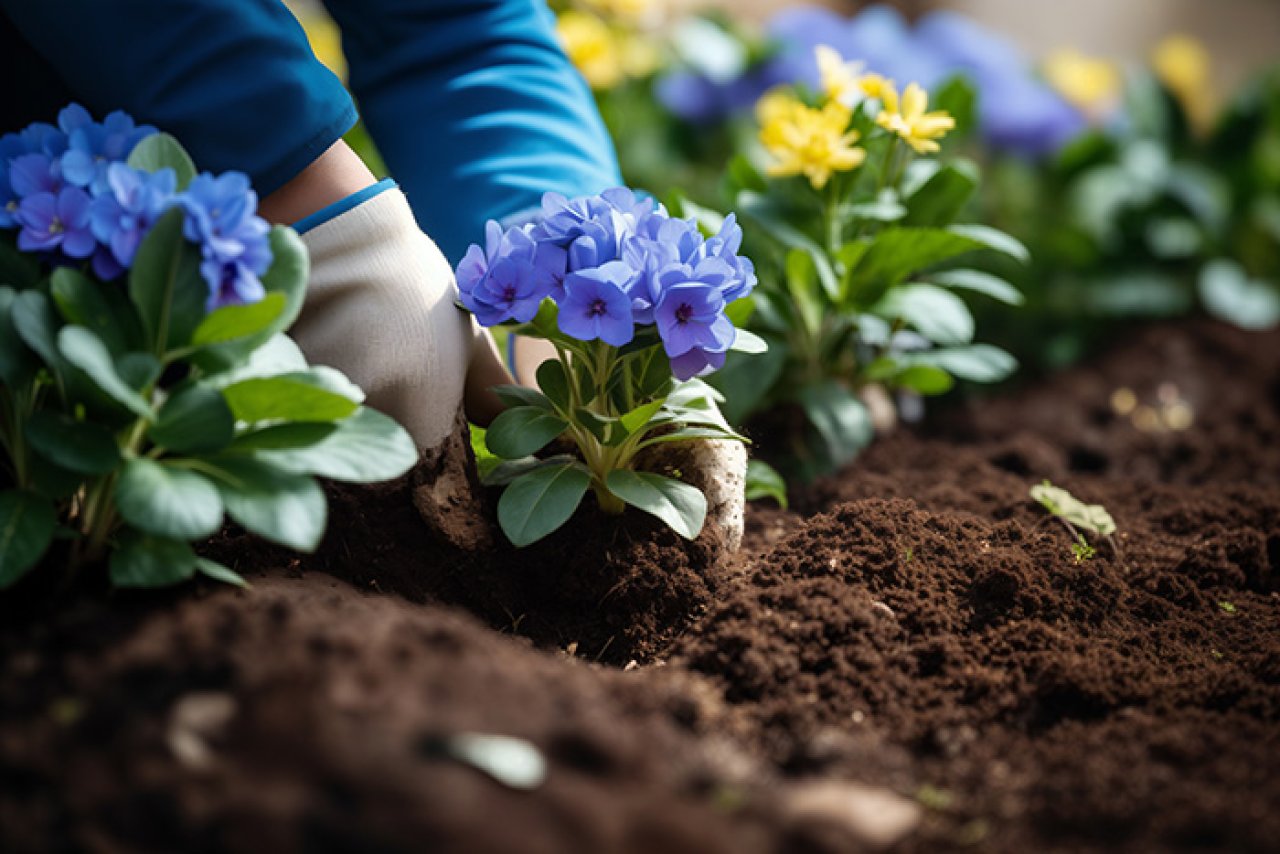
[2,319,1277,853]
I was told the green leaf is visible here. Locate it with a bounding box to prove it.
[492,384,554,411]
[27,454,84,502]
[874,284,975,345]
[894,364,954,396]
[115,458,224,540]
[486,406,568,459]
[1198,260,1280,331]
[108,531,198,587]
[195,557,249,588]
[729,328,767,354]
[497,461,591,547]
[0,490,56,588]
[148,384,235,453]
[1030,481,1116,536]
[904,161,978,227]
[946,224,1029,263]
[205,457,327,552]
[128,207,206,353]
[798,380,873,469]
[619,398,665,436]
[57,326,156,420]
[745,459,788,509]
[191,293,287,347]
[845,227,987,306]
[785,247,824,335]
[24,412,121,475]
[230,422,338,451]
[910,345,1017,383]
[637,425,744,449]
[251,407,417,483]
[928,269,1024,305]
[842,199,907,222]
[725,153,767,196]
[605,470,706,540]
[0,287,38,386]
[50,267,143,355]
[127,133,197,189]
[535,358,573,411]
[738,192,840,299]
[12,289,62,367]
[188,229,310,372]
[220,375,360,423]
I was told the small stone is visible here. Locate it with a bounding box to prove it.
[871,602,896,620]
[167,692,237,771]
[1110,387,1137,415]
[783,780,923,848]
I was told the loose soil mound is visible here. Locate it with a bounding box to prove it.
[2,320,1278,852]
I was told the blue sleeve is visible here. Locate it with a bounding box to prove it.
[321,0,623,263]
[0,0,356,197]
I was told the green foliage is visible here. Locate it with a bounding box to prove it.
[714,85,1024,478]
[0,138,417,591]
[481,301,746,546]
[1031,480,1118,563]
[744,459,787,508]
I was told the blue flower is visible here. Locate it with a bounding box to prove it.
[653,262,737,380]
[89,163,177,271]
[8,153,64,198]
[534,188,652,272]
[458,222,567,326]
[180,171,273,310]
[696,214,757,304]
[61,107,157,194]
[557,261,636,346]
[15,186,96,259]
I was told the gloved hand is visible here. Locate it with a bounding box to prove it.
[291,183,498,550]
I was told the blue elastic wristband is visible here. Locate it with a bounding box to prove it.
[292,177,398,235]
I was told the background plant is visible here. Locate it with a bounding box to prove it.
[703,48,1026,480]
[456,188,760,546]
[0,107,417,590]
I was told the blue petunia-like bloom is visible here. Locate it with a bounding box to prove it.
[653,262,738,379]
[60,106,157,195]
[15,186,96,259]
[181,171,273,310]
[457,221,567,325]
[558,261,637,347]
[457,187,754,379]
[89,163,178,272]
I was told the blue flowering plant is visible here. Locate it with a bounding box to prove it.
[0,105,416,591]
[457,188,761,547]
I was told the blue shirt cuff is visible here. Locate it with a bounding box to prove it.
[292,177,398,235]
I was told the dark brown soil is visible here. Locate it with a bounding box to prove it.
[2,320,1279,852]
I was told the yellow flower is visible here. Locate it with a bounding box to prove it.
[1153,34,1213,129]
[858,72,896,105]
[875,83,955,154]
[557,11,624,90]
[618,30,661,79]
[815,45,864,106]
[758,95,865,190]
[1043,48,1122,117]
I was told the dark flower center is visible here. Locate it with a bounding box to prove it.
[48,217,64,235]
[589,298,607,316]
[502,285,517,302]
[675,303,693,324]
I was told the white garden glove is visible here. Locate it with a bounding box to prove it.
[292,186,483,451]
[292,186,496,551]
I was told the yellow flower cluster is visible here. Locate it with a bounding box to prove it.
[556,9,659,91]
[758,93,865,189]
[758,45,955,189]
[875,82,956,154]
